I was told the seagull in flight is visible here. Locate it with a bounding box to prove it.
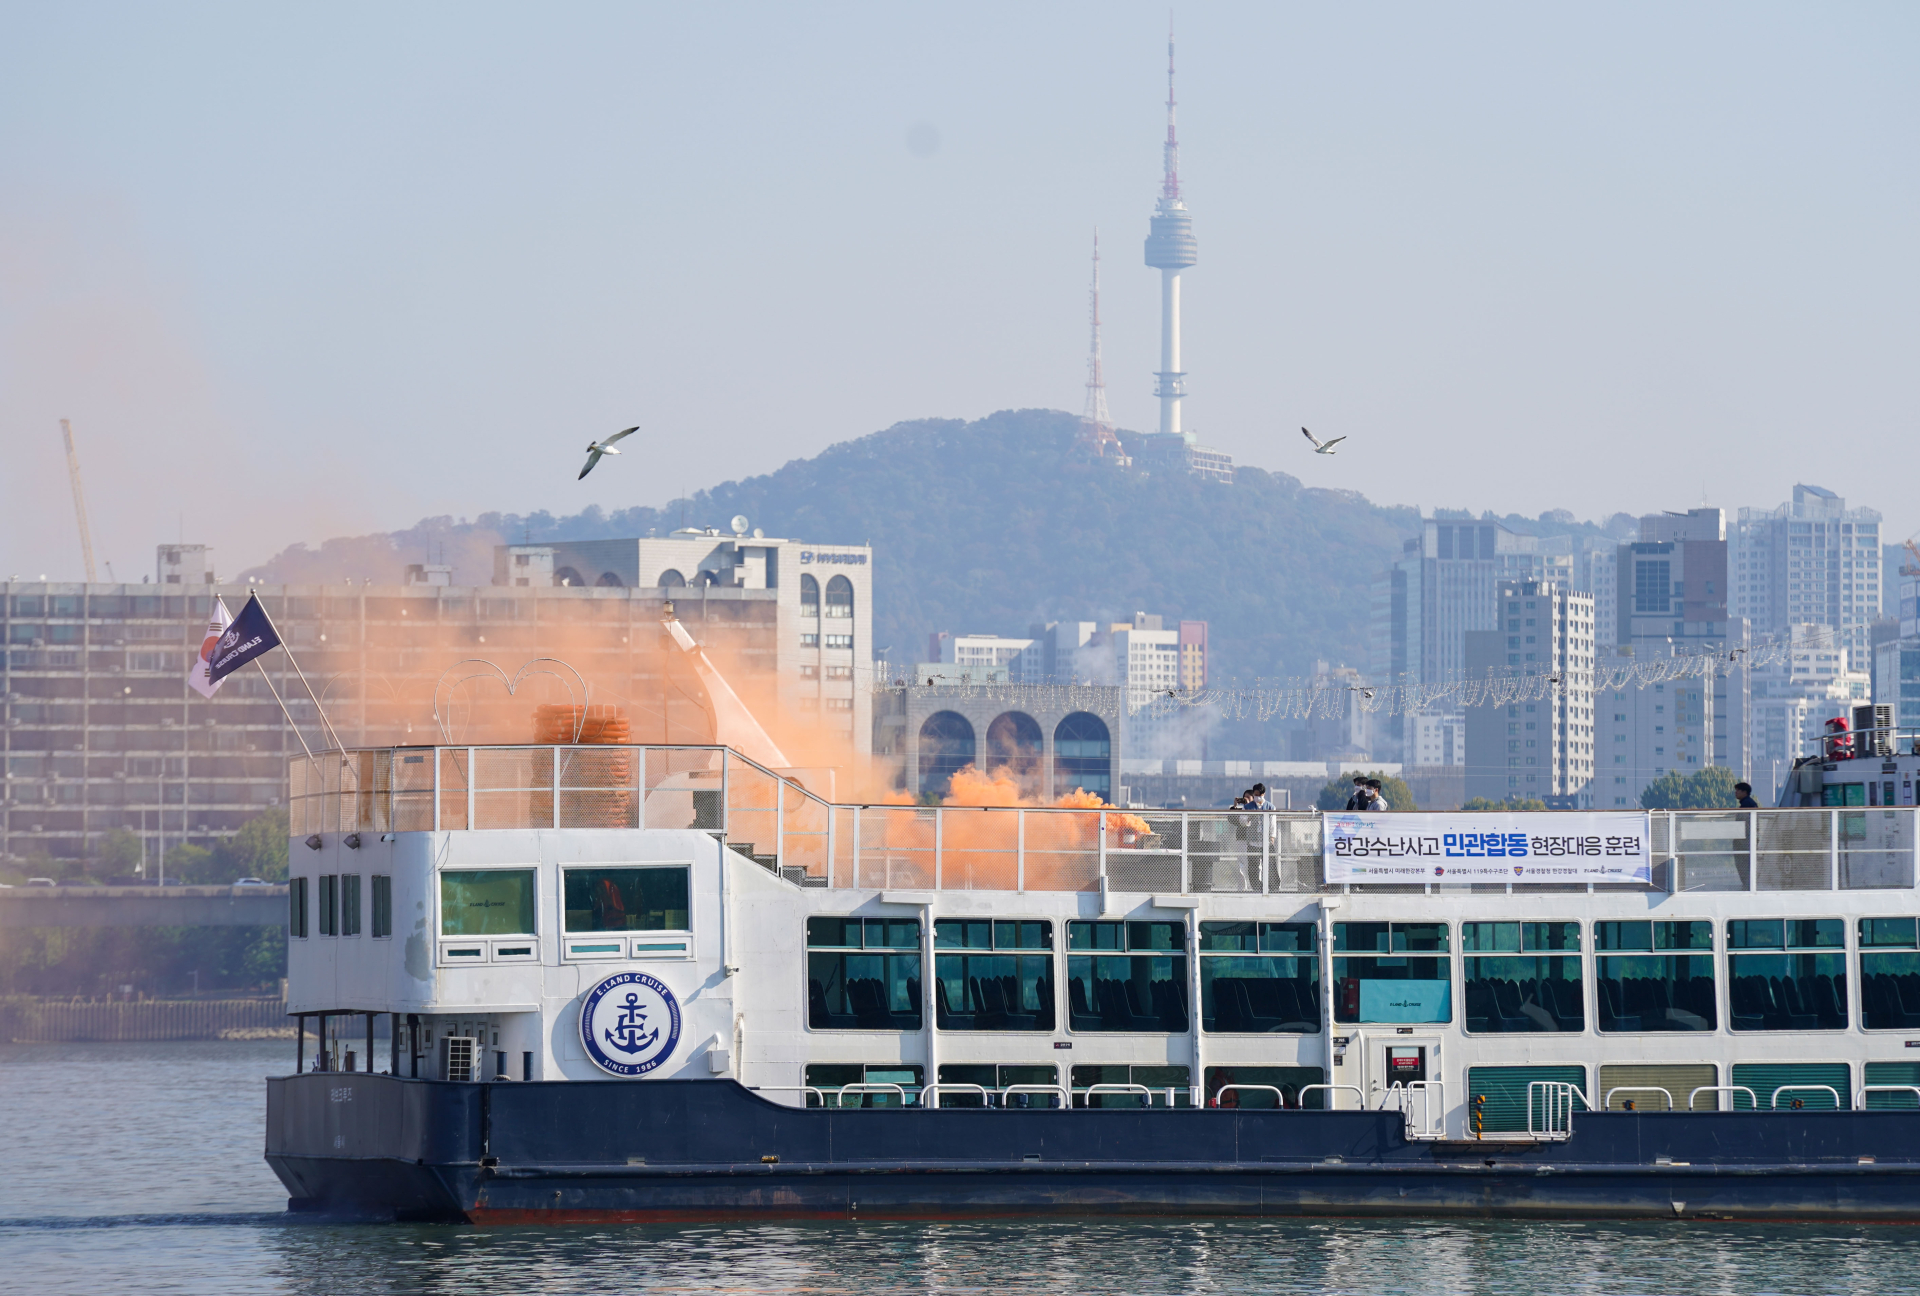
[578,426,639,480]
[1300,426,1346,455]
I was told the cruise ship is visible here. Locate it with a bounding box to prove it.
[264,621,1920,1221]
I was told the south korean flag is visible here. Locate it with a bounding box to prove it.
[186,598,233,699]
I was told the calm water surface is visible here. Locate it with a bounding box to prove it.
[4,1040,1920,1295]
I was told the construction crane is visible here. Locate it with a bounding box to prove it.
[1902,526,1920,577]
[60,418,97,583]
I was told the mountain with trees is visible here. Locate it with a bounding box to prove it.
[243,408,1618,688]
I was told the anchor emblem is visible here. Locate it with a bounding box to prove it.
[604,991,660,1056]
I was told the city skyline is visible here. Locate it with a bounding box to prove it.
[2,6,1916,581]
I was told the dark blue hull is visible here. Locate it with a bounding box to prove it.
[264,1075,1920,1223]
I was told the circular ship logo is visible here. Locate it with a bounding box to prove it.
[580,971,682,1077]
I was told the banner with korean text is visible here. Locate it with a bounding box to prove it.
[1323,812,1653,885]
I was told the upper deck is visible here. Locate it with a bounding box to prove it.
[289,743,1919,899]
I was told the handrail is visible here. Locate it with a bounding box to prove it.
[747,1085,824,1108]
[1860,1084,1920,1108]
[831,1083,910,1107]
[1687,1085,1758,1111]
[1211,1084,1287,1109]
[1525,1080,1587,1137]
[1297,1083,1367,1110]
[920,1083,988,1110]
[1001,1084,1070,1108]
[1603,1086,1675,1111]
[1080,1083,1154,1106]
[1771,1084,1843,1109]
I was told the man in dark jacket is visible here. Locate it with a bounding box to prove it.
[1734,781,1760,809]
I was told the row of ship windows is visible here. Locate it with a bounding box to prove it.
[802,916,1920,1035]
[289,866,691,942]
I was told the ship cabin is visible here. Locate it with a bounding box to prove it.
[284,737,1920,1143]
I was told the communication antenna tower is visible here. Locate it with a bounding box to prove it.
[1077,232,1128,463]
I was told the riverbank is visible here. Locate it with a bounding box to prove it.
[0,995,288,1041]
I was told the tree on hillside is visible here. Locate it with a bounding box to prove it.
[1316,771,1417,812]
[1640,766,1738,810]
[1461,797,1550,812]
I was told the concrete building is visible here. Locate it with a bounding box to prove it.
[496,527,874,752]
[1752,624,1869,799]
[1464,580,1597,808]
[1127,432,1235,484]
[872,682,1125,802]
[1733,484,1882,663]
[1605,507,1750,801]
[934,634,1038,681]
[1410,712,1466,767]
[4,529,871,867]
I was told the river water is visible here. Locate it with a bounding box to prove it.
[5,1039,1920,1295]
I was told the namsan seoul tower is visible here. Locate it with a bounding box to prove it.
[1143,27,1197,439]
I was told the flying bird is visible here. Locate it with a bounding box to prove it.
[1300,426,1346,455]
[578,426,639,479]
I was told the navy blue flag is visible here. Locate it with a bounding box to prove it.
[207,594,284,684]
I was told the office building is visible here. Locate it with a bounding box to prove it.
[1752,624,1868,798]
[1464,580,1597,807]
[1733,484,1882,662]
[872,681,1124,801]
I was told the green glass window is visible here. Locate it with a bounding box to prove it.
[1070,1063,1192,1108]
[1333,922,1451,1024]
[934,920,1054,1032]
[1593,920,1714,1032]
[288,877,308,939]
[340,874,361,937]
[1859,918,1920,1030]
[439,869,536,936]
[1727,919,1846,1031]
[370,875,391,939]
[1200,922,1320,1034]
[318,874,338,937]
[935,1063,1061,1107]
[1463,922,1582,1034]
[563,866,689,932]
[807,918,922,1030]
[804,1062,924,1107]
[1066,921,1187,1032]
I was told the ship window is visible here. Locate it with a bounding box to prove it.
[1727,918,1847,1030]
[1858,918,1920,1030]
[933,920,1054,1033]
[1462,922,1583,1034]
[439,869,536,936]
[1203,1065,1327,1109]
[1332,922,1451,1024]
[371,875,392,939]
[1066,921,1188,1033]
[318,874,338,937]
[1069,1063,1192,1108]
[935,1063,1061,1107]
[340,874,362,937]
[1200,922,1320,1035]
[807,918,922,1031]
[563,866,690,932]
[288,877,308,938]
[1593,920,1715,1032]
[804,1062,924,1107]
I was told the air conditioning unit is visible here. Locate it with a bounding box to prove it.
[441,1035,477,1083]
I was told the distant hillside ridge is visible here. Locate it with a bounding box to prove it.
[241,408,1605,684]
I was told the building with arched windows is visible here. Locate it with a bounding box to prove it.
[873,682,1125,801]
[495,530,874,753]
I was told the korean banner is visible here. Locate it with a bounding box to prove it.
[1324,811,1653,885]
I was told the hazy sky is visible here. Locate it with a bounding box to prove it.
[3,4,1916,582]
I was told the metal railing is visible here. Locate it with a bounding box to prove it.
[1526,1080,1587,1138]
[1688,1085,1758,1112]
[285,744,1920,895]
[1603,1085,1675,1111]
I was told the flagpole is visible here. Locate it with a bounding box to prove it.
[255,660,314,761]
[244,596,348,753]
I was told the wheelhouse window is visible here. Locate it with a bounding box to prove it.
[934,919,1054,1032]
[563,866,690,932]
[318,874,338,936]
[1066,920,1188,1033]
[1859,918,1920,1030]
[1333,922,1450,1024]
[1200,921,1320,1033]
[289,877,308,938]
[1728,919,1845,1031]
[439,869,536,936]
[1594,920,1715,1032]
[806,917,922,1030]
[936,1063,1061,1107]
[1462,922,1582,1033]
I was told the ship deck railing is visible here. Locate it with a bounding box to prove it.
[286,744,1920,896]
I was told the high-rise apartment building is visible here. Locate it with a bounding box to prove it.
[1751,624,1868,798]
[1733,484,1882,663]
[1463,580,1597,807]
